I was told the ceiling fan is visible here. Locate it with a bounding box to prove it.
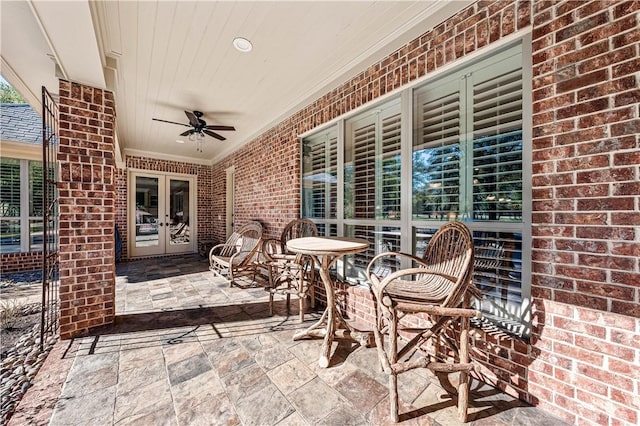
[152,110,235,141]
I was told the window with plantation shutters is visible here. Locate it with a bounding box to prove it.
[345,99,401,220]
[302,129,337,220]
[0,158,44,254]
[413,81,461,220]
[299,41,530,337]
[412,44,528,337]
[469,49,525,335]
[472,63,523,222]
[0,158,21,218]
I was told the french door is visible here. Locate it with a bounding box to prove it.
[129,171,196,257]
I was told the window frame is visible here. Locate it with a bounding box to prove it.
[300,36,532,338]
[0,155,44,254]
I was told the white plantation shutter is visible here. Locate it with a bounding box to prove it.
[29,161,44,217]
[302,130,337,219]
[350,120,376,218]
[413,80,462,220]
[345,100,401,220]
[380,113,401,218]
[472,59,523,222]
[0,158,21,217]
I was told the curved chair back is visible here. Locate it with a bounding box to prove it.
[236,221,263,252]
[280,218,318,253]
[217,221,263,257]
[421,221,474,308]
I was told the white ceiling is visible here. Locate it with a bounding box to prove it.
[1,0,469,165]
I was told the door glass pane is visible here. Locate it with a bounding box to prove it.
[347,225,402,281]
[473,230,524,336]
[135,176,159,248]
[169,179,190,245]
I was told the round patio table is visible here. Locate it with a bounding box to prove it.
[286,236,371,368]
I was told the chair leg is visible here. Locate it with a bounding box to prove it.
[267,264,275,316]
[309,267,316,309]
[390,373,399,422]
[299,294,305,323]
[309,283,316,309]
[269,292,274,316]
[388,310,399,422]
[458,314,470,422]
[228,268,235,287]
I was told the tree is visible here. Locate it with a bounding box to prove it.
[0,82,26,103]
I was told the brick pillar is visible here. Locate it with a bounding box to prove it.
[531,1,639,424]
[58,80,116,339]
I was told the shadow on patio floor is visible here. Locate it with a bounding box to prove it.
[10,255,570,425]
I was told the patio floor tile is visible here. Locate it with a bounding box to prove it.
[20,254,573,426]
[233,383,294,425]
[334,369,388,413]
[221,363,271,404]
[267,357,315,395]
[287,377,348,423]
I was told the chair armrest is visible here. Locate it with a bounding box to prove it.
[366,251,430,281]
[261,238,283,263]
[210,242,236,259]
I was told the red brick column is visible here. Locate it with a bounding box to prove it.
[531,1,640,424]
[57,80,116,339]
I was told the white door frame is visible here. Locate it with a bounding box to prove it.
[225,166,234,238]
[128,170,197,257]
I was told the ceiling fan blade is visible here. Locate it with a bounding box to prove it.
[205,125,235,131]
[179,129,193,137]
[185,111,200,127]
[203,129,226,141]
[152,118,190,127]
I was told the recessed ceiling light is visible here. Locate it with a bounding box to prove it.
[175,139,185,144]
[233,37,253,53]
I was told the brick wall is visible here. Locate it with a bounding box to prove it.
[210,1,639,424]
[115,168,127,260]
[530,1,639,424]
[119,156,216,250]
[208,135,301,243]
[0,252,43,274]
[57,80,117,339]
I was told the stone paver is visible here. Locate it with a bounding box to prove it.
[13,255,571,425]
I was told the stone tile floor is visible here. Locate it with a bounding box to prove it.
[11,254,569,425]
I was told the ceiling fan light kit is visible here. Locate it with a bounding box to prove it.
[153,110,236,152]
